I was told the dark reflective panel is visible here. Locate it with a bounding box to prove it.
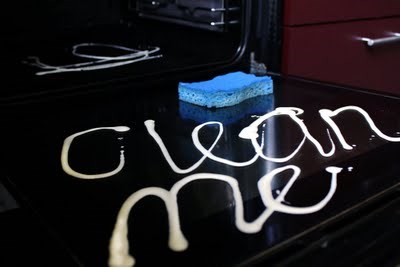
[1,76,400,266]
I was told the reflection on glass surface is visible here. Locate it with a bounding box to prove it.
[2,78,400,266]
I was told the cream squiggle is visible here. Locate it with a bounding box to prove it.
[191,122,265,167]
[61,126,130,179]
[239,107,335,159]
[144,120,223,174]
[58,105,400,266]
[259,166,342,214]
[108,166,342,267]
[62,106,400,179]
[320,106,400,150]
[147,110,310,170]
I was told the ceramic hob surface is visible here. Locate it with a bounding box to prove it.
[1,76,400,266]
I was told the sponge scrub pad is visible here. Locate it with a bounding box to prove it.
[178,71,273,108]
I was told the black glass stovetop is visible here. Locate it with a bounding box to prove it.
[1,76,400,266]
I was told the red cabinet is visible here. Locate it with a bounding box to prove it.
[284,0,400,26]
[282,2,400,95]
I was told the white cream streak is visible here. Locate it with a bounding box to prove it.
[58,105,400,266]
[192,122,261,167]
[125,106,400,174]
[146,120,267,169]
[144,120,223,174]
[145,113,306,172]
[239,107,335,159]
[61,126,130,179]
[192,121,300,166]
[62,106,400,179]
[25,44,161,76]
[108,166,342,267]
[320,106,400,150]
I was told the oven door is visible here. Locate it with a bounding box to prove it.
[0,0,252,103]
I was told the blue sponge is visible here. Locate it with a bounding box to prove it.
[178,71,273,108]
[180,94,274,125]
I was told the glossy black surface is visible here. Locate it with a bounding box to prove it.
[1,76,400,266]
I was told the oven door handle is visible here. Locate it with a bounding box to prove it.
[361,32,400,47]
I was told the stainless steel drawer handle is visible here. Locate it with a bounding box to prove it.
[361,32,400,47]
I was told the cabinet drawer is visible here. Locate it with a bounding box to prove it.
[284,0,400,26]
[282,17,400,95]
